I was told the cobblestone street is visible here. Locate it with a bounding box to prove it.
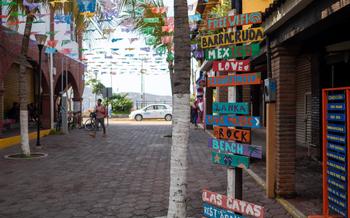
[0,122,290,218]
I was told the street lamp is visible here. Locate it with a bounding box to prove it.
[35,34,47,147]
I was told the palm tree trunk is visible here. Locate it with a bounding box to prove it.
[167,0,191,217]
[19,13,35,156]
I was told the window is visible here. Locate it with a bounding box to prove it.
[157,105,167,110]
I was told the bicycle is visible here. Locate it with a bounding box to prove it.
[84,112,98,131]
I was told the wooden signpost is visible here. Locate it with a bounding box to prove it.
[206,11,262,30]
[204,44,260,61]
[207,72,261,87]
[208,138,262,159]
[212,60,250,72]
[213,102,249,115]
[200,27,264,49]
[202,190,265,218]
[213,126,251,143]
[206,115,261,128]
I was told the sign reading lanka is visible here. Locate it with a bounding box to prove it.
[200,27,264,49]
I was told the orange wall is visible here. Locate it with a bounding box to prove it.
[243,0,273,13]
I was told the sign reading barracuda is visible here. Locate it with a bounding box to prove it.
[202,190,265,218]
[207,11,262,30]
[203,203,243,218]
[208,138,262,159]
[201,27,264,49]
[204,44,260,61]
[213,60,250,72]
[207,73,261,87]
[212,151,249,168]
[213,102,249,114]
[206,115,261,128]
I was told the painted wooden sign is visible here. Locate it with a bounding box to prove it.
[327,113,346,122]
[207,72,261,87]
[202,190,264,218]
[201,27,264,49]
[208,138,262,159]
[213,102,249,115]
[212,60,250,72]
[214,126,251,143]
[328,94,345,101]
[203,203,243,218]
[327,124,346,133]
[327,103,346,111]
[207,11,262,30]
[206,115,261,128]
[212,151,249,169]
[204,44,260,61]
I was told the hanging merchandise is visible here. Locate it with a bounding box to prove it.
[143,17,160,23]
[77,0,97,13]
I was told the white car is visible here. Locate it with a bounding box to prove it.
[129,104,172,121]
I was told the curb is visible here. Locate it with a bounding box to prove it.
[0,129,51,150]
[201,125,307,218]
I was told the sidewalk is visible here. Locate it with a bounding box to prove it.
[249,128,323,216]
[0,122,291,217]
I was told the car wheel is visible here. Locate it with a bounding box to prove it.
[165,114,172,121]
[135,114,143,121]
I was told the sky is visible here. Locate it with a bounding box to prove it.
[84,0,198,97]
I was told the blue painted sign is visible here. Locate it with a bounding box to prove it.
[211,151,249,169]
[328,94,345,101]
[206,115,261,128]
[328,103,346,111]
[203,203,243,218]
[325,89,348,217]
[327,113,346,122]
[78,0,96,13]
[327,124,346,133]
[208,138,262,159]
[213,102,249,115]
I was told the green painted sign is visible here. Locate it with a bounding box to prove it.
[213,102,249,115]
[204,44,260,61]
[211,151,249,169]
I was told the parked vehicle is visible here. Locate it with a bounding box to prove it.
[129,104,172,121]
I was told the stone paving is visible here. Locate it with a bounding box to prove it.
[0,122,290,218]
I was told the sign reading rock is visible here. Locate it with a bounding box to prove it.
[213,60,250,72]
[206,115,261,128]
[204,44,260,61]
[208,138,262,159]
[207,72,261,87]
[214,126,251,143]
[213,102,249,115]
[202,190,264,218]
[212,151,249,169]
[201,27,264,48]
[207,11,262,30]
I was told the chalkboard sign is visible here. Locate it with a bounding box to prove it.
[324,89,349,217]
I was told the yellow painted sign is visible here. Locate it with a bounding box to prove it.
[200,27,264,49]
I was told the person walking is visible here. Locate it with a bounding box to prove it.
[190,102,198,127]
[90,99,107,138]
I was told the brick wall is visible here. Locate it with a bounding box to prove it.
[271,46,297,197]
[0,80,3,120]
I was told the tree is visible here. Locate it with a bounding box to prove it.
[86,78,105,96]
[167,0,191,217]
[7,0,49,156]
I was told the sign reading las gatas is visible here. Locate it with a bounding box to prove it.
[201,27,264,49]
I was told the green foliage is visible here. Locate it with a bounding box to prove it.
[209,0,231,19]
[109,93,133,114]
[86,78,105,95]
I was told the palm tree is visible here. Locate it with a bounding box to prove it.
[166,0,191,217]
[7,0,50,156]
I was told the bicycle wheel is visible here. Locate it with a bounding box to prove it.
[84,119,95,131]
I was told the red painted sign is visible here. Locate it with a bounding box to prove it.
[212,60,250,72]
[202,190,264,218]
